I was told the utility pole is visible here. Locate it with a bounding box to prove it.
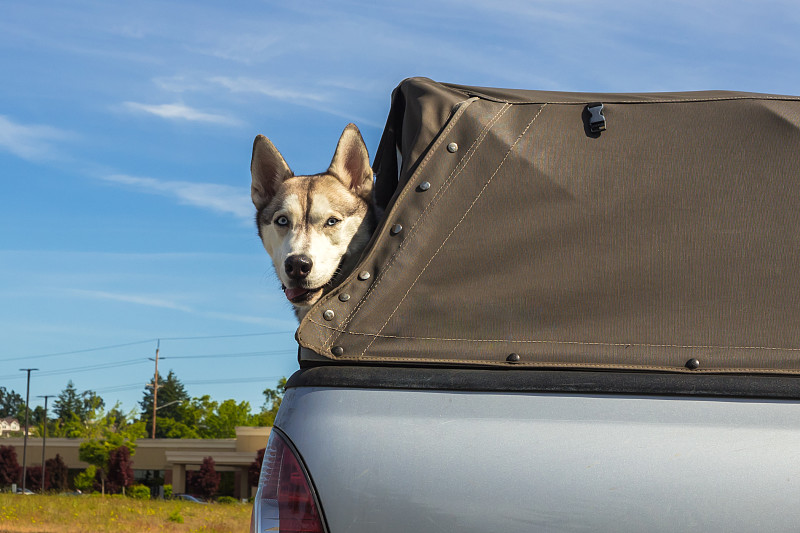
[19,368,38,493]
[149,340,160,439]
[37,395,55,493]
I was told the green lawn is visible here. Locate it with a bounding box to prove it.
[0,493,251,533]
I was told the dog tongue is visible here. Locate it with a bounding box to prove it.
[285,287,310,301]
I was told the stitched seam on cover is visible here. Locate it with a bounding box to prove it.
[305,318,800,353]
[360,103,548,358]
[318,99,497,348]
[339,104,509,329]
[322,102,506,348]
[321,102,511,350]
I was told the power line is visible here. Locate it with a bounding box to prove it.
[0,339,157,363]
[93,382,147,394]
[0,358,148,381]
[184,376,286,386]
[165,350,296,360]
[93,375,286,395]
[1,331,295,363]
[36,359,148,377]
[160,332,293,341]
[0,349,296,384]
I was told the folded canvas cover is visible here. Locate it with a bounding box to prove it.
[297,77,800,374]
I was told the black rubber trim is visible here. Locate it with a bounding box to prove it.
[287,364,800,400]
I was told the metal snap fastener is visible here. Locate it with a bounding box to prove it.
[338,293,351,302]
[323,309,335,321]
[447,142,458,153]
[685,358,700,370]
[332,346,344,356]
[418,181,431,191]
[390,224,403,235]
[506,353,521,363]
[358,271,371,281]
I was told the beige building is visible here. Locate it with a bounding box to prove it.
[3,426,270,499]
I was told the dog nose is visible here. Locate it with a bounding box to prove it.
[285,255,313,279]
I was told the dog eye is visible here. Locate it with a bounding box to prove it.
[326,217,340,227]
[275,216,289,226]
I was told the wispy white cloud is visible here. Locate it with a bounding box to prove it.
[188,34,285,64]
[152,74,383,125]
[197,310,282,326]
[210,76,328,104]
[122,101,241,126]
[101,173,252,220]
[154,74,329,104]
[0,115,74,161]
[152,75,207,93]
[209,76,383,127]
[69,288,195,313]
[67,288,281,326]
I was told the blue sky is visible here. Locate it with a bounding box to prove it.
[2,0,799,414]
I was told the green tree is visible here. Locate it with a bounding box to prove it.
[175,395,266,439]
[51,412,87,438]
[152,416,200,439]
[179,395,216,431]
[135,374,286,439]
[74,465,97,493]
[29,405,48,435]
[201,399,257,439]
[260,377,287,427]
[78,406,145,494]
[52,381,104,428]
[0,387,25,420]
[140,370,190,437]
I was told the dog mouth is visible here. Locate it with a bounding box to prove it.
[282,261,344,305]
[284,286,324,304]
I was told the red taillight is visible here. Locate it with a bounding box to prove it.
[251,429,325,533]
[277,441,323,533]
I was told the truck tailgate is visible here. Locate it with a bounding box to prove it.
[276,386,800,533]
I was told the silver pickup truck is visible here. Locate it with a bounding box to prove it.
[250,78,800,533]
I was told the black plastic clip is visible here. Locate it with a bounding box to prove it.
[586,103,606,133]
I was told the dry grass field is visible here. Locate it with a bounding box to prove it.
[0,493,251,533]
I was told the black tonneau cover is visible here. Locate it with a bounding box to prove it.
[297,77,800,374]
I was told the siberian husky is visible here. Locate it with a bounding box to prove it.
[250,124,377,319]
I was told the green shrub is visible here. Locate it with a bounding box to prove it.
[73,465,96,492]
[163,484,172,499]
[167,509,184,523]
[217,495,237,504]
[128,484,151,500]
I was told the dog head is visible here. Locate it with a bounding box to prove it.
[251,124,375,318]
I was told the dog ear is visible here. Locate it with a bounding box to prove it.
[251,135,294,210]
[328,124,373,201]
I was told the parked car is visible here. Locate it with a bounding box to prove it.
[251,77,800,533]
[173,493,206,504]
